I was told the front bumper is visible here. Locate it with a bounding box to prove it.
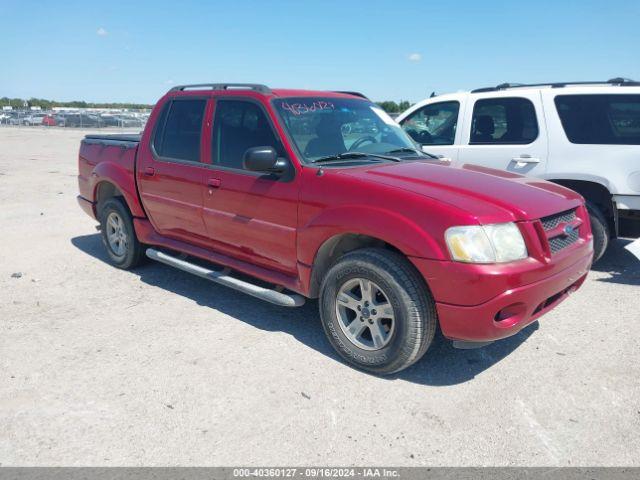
[411,246,593,342]
[613,194,640,211]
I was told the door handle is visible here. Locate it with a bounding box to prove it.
[143,167,155,176]
[207,178,222,189]
[511,155,541,164]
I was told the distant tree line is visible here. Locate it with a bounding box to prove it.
[0,97,153,110]
[376,100,413,113]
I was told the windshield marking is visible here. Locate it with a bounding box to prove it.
[273,97,422,165]
[282,101,335,116]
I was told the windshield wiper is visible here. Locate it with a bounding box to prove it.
[385,147,438,159]
[311,152,401,164]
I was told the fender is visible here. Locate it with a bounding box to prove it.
[90,157,146,218]
[297,204,448,267]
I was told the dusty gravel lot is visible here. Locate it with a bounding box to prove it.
[1,126,639,466]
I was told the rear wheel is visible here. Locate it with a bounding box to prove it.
[99,197,145,269]
[586,202,609,263]
[319,248,437,375]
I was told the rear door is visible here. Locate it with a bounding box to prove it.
[542,88,640,196]
[137,96,211,246]
[398,98,464,161]
[456,91,548,176]
[201,98,299,275]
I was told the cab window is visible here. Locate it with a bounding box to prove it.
[400,101,460,145]
[212,100,280,169]
[153,99,206,162]
[470,97,538,145]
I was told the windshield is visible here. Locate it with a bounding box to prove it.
[272,97,418,162]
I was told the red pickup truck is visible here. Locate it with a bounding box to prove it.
[77,83,593,374]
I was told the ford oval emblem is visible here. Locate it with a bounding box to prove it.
[563,224,575,236]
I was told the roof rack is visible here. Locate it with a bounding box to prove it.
[332,91,369,100]
[471,78,640,93]
[169,83,272,94]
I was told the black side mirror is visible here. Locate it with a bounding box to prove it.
[243,146,287,173]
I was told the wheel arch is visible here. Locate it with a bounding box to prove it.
[308,233,414,298]
[95,181,124,211]
[90,161,146,218]
[299,205,447,298]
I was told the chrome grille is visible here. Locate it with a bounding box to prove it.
[549,229,579,253]
[540,208,580,254]
[541,209,577,230]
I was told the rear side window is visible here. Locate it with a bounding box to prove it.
[470,97,538,145]
[400,101,459,145]
[555,94,640,145]
[153,99,206,162]
[152,102,170,152]
[212,100,279,169]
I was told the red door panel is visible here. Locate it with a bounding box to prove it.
[203,170,299,274]
[137,161,209,243]
[201,97,299,275]
[136,96,212,246]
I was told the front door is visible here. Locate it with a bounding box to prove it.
[202,98,299,275]
[456,92,548,176]
[137,97,211,245]
[398,99,463,161]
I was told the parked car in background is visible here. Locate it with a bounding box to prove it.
[98,114,121,127]
[22,113,46,126]
[115,115,143,128]
[54,114,67,127]
[42,114,57,126]
[8,112,24,125]
[65,113,101,128]
[396,78,640,261]
[1,109,150,128]
[76,83,593,374]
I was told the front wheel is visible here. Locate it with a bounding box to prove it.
[319,248,437,375]
[586,202,609,263]
[99,197,145,269]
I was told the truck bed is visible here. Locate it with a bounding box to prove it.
[83,133,141,146]
[78,133,143,219]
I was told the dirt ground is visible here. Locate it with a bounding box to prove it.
[1,126,639,466]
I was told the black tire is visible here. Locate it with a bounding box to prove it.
[99,197,145,269]
[319,248,437,375]
[586,202,609,263]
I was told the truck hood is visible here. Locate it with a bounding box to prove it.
[340,161,583,222]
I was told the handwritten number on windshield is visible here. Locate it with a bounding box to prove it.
[282,101,334,116]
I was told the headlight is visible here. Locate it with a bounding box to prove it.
[445,222,528,263]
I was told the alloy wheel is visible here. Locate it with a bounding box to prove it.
[105,211,128,257]
[335,278,395,351]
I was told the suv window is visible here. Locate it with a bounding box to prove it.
[400,101,459,145]
[212,100,279,169]
[153,99,206,162]
[470,97,538,145]
[555,94,640,145]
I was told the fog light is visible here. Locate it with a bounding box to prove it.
[495,303,526,322]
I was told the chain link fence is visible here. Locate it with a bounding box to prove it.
[0,109,150,129]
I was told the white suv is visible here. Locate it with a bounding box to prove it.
[396,79,640,261]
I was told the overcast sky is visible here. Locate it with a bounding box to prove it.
[2,0,639,104]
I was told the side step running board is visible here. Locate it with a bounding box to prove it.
[145,248,305,307]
